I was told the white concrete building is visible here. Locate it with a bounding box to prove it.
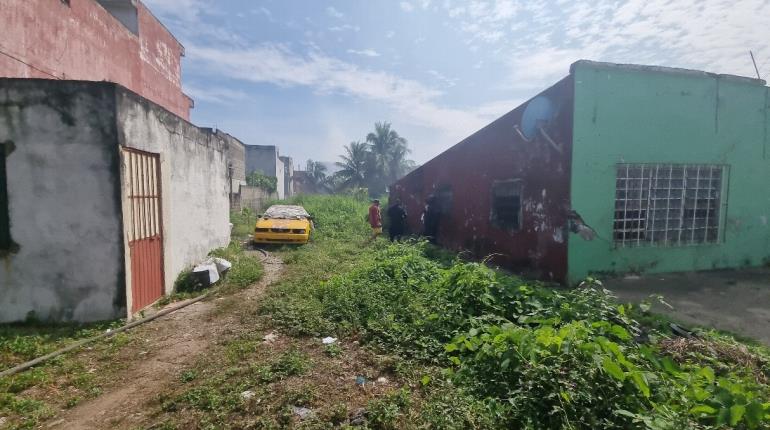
[0,79,239,322]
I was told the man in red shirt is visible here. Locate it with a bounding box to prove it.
[368,199,382,240]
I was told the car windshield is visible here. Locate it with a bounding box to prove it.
[263,205,310,220]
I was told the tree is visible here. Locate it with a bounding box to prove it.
[305,159,328,188]
[366,121,410,186]
[334,141,369,190]
[245,170,278,193]
[333,122,416,196]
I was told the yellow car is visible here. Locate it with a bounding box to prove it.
[253,205,313,244]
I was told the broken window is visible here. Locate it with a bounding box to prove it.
[614,164,725,247]
[0,145,10,251]
[491,180,522,231]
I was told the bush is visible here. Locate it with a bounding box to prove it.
[268,238,770,429]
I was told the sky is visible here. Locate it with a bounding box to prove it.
[142,0,770,166]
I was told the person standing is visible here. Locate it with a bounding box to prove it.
[368,199,382,240]
[422,195,440,244]
[387,199,407,241]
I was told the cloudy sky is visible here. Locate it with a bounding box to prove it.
[143,0,770,165]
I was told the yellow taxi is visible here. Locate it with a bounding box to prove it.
[253,205,313,244]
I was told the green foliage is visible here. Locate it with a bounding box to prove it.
[366,388,412,430]
[209,242,264,292]
[333,122,416,196]
[230,208,257,240]
[261,195,770,429]
[173,269,205,294]
[246,171,278,193]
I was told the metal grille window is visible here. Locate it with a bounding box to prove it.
[614,164,725,247]
[0,147,9,251]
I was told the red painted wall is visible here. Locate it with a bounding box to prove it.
[0,0,191,120]
[391,76,574,282]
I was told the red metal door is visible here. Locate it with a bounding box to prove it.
[124,149,164,312]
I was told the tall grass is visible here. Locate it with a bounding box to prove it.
[261,195,770,430]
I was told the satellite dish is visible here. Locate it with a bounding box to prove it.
[519,96,555,140]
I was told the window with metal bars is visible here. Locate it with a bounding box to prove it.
[0,146,10,251]
[613,164,725,247]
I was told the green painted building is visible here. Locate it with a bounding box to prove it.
[568,61,770,283]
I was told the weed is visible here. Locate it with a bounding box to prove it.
[323,343,342,357]
[366,388,412,430]
[180,370,197,383]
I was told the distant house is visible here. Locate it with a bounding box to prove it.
[244,145,295,200]
[391,60,770,284]
[0,79,240,322]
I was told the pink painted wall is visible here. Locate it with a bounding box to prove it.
[0,0,191,120]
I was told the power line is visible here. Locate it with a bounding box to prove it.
[0,46,61,80]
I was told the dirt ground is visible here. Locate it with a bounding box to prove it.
[46,253,285,430]
[604,268,770,345]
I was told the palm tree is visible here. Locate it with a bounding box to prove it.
[335,141,369,190]
[365,122,410,188]
[305,159,328,189]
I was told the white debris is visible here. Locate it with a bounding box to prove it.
[193,261,220,284]
[213,257,232,274]
[241,390,256,400]
[321,336,337,345]
[263,332,278,343]
[376,377,388,384]
[292,406,314,419]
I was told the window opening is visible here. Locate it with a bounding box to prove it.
[491,180,522,231]
[613,164,724,247]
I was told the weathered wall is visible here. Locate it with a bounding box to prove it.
[391,78,574,282]
[115,88,230,302]
[280,156,294,197]
[221,131,246,210]
[240,185,278,214]
[0,0,191,119]
[0,80,125,322]
[245,145,285,199]
[569,61,770,283]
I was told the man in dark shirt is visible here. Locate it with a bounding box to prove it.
[423,195,440,244]
[386,199,407,241]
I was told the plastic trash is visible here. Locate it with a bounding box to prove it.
[350,408,367,425]
[376,376,388,384]
[355,375,366,386]
[241,390,256,400]
[213,257,232,274]
[321,336,337,345]
[292,406,313,419]
[192,262,220,285]
[263,332,278,343]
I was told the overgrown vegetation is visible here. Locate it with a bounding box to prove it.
[258,196,770,429]
[245,170,278,193]
[0,321,135,429]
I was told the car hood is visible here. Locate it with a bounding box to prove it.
[256,218,310,229]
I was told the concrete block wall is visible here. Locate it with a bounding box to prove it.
[0,80,126,322]
[116,88,231,300]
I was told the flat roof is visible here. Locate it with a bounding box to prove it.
[571,60,766,86]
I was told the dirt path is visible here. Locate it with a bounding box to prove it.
[46,253,284,430]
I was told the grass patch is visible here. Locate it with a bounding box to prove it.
[0,320,136,429]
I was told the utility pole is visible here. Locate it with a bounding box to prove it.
[749,50,761,79]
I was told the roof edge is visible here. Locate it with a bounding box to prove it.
[570,60,766,86]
